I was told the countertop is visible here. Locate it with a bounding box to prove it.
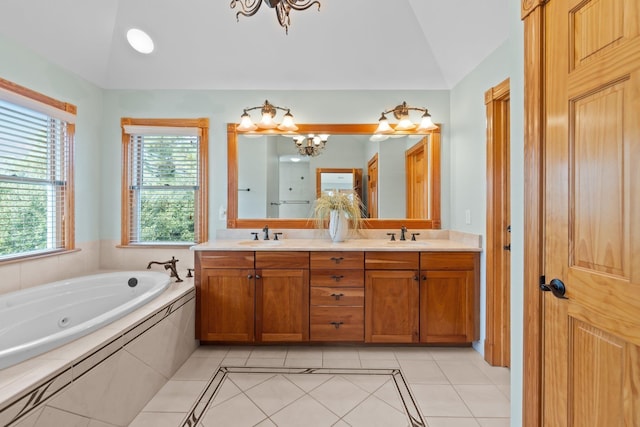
[191,229,482,252]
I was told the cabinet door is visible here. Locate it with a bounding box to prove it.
[420,270,475,343]
[199,268,254,342]
[365,270,419,343]
[256,269,309,342]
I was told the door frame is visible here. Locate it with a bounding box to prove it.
[484,78,511,367]
[522,1,545,426]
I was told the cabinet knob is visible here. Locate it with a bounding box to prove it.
[255,274,261,280]
[329,321,344,329]
[247,274,253,279]
[330,293,344,301]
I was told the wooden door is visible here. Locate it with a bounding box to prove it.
[406,138,428,219]
[199,269,255,342]
[255,268,309,342]
[367,154,379,218]
[485,78,511,367]
[364,270,419,343]
[538,0,640,425]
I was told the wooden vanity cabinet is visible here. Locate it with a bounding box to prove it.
[310,251,364,342]
[255,251,309,342]
[364,252,420,343]
[195,251,255,342]
[196,248,479,346]
[419,252,480,343]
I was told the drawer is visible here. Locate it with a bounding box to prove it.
[255,251,309,269]
[310,307,364,342]
[311,287,364,306]
[197,251,254,269]
[420,252,478,270]
[310,269,364,288]
[310,251,364,269]
[365,251,419,270]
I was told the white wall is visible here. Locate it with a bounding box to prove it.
[0,33,104,294]
[100,90,451,241]
[448,2,525,424]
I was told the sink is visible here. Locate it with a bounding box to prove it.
[236,240,284,246]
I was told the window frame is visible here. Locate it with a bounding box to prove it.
[0,77,76,263]
[120,117,209,248]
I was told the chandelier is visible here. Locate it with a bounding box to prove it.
[236,100,298,132]
[372,101,438,141]
[230,0,321,34]
[293,134,328,157]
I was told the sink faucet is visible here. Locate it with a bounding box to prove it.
[147,256,183,282]
[262,225,270,240]
[400,225,408,241]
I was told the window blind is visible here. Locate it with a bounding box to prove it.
[0,99,70,259]
[127,133,199,244]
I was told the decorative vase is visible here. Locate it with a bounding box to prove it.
[328,210,349,242]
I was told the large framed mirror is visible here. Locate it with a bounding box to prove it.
[227,123,441,229]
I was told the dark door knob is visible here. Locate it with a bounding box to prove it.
[540,278,568,299]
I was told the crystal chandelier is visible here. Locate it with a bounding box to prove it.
[230,0,321,34]
[372,101,438,141]
[236,100,298,132]
[293,134,328,157]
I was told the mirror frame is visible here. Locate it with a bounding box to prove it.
[227,123,441,229]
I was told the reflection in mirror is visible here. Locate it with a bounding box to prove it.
[227,123,441,229]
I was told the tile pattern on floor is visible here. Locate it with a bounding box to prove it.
[182,367,424,427]
[129,346,510,427]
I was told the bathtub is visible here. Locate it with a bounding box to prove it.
[0,271,170,370]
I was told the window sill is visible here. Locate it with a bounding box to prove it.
[0,248,81,266]
[116,244,195,249]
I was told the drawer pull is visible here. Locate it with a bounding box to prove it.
[330,293,345,301]
[331,275,344,282]
[329,321,344,329]
[330,256,344,264]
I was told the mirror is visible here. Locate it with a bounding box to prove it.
[227,123,441,229]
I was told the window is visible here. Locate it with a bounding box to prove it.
[121,118,208,246]
[0,77,76,261]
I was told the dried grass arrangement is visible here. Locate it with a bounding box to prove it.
[312,190,363,231]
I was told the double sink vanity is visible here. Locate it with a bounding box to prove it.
[192,229,481,346]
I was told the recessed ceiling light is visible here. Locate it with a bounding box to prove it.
[126,28,154,54]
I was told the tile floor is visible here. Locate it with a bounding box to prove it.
[129,346,510,427]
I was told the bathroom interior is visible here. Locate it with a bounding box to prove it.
[0,1,523,426]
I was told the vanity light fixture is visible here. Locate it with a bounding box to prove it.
[373,101,438,139]
[294,134,329,157]
[237,100,298,132]
[231,0,321,34]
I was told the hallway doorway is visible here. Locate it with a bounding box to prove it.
[484,78,511,368]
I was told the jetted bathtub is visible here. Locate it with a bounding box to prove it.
[0,271,171,370]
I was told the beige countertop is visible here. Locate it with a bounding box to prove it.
[192,229,482,252]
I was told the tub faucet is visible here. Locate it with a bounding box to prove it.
[147,256,183,282]
[263,225,270,240]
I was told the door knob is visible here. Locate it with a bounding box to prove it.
[540,278,568,299]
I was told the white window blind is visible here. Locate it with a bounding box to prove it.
[127,132,200,244]
[0,99,71,259]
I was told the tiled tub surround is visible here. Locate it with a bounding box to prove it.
[0,279,197,427]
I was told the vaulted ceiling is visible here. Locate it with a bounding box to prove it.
[0,0,510,90]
